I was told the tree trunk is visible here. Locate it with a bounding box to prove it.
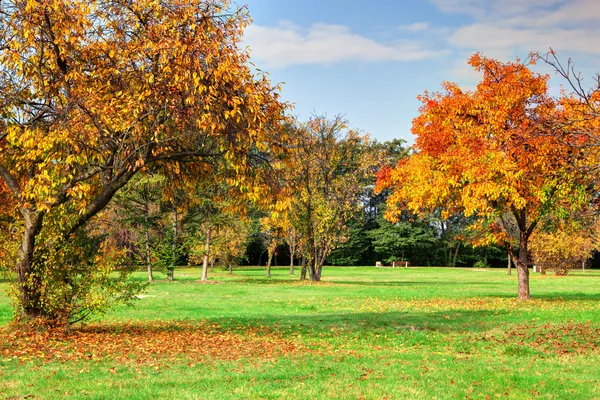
[308,261,321,282]
[507,252,512,275]
[16,210,45,318]
[300,256,307,280]
[582,259,586,272]
[266,251,273,278]
[451,242,461,267]
[289,256,295,275]
[228,263,233,275]
[258,251,264,267]
[516,232,531,300]
[169,206,178,282]
[201,226,211,281]
[144,205,153,283]
[210,257,215,272]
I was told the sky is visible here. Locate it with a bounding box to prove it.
[241,0,600,144]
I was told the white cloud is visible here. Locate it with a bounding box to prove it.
[399,22,430,32]
[431,0,600,57]
[243,21,440,68]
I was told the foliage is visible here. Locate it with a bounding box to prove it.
[377,54,593,299]
[0,0,285,322]
[368,216,438,264]
[328,219,372,266]
[530,222,599,275]
[188,215,251,269]
[280,116,378,280]
[12,222,143,326]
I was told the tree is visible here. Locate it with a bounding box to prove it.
[0,0,285,323]
[368,215,438,265]
[285,116,377,281]
[260,214,285,278]
[377,54,590,299]
[112,174,165,282]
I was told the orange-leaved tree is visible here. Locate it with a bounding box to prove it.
[0,0,286,323]
[377,54,591,299]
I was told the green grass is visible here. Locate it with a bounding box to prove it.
[1,266,600,399]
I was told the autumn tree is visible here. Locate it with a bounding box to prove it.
[285,116,377,281]
[377,54,591,299]
[0,0,285,323]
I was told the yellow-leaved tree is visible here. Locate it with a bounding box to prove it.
[0,0,286,324]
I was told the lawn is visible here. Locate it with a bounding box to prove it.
[1,267,599,399]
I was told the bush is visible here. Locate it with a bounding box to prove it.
[12,228,144,326]
[530,228,596,276]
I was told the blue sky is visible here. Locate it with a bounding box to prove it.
[242,0,600,144]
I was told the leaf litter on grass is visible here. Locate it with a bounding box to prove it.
[0,320,302,366]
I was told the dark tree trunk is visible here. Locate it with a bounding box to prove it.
[169,206,178,282]
[16,210,45,318]
[451,242,460,267]
[300,256,307,280]
[308,262,322,282]
[144,205,153,283]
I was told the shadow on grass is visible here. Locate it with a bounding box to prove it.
[326,280,499,287]
[203,309,510,337]
[488,292,600,301]
[223,278,500,287]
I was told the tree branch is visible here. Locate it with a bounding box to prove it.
[0,162,22,200]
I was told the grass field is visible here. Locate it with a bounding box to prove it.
[1,266,599,399]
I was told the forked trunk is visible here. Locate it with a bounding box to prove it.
[308,262,322,282]
[300,256,307,280]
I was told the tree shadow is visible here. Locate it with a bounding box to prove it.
[326,280,499,287]
[204,309,511,337]
[227,278,501,287]
[489,292,600,301]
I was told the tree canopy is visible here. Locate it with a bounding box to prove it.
[377,54,593,299]
[0,0,286,322]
